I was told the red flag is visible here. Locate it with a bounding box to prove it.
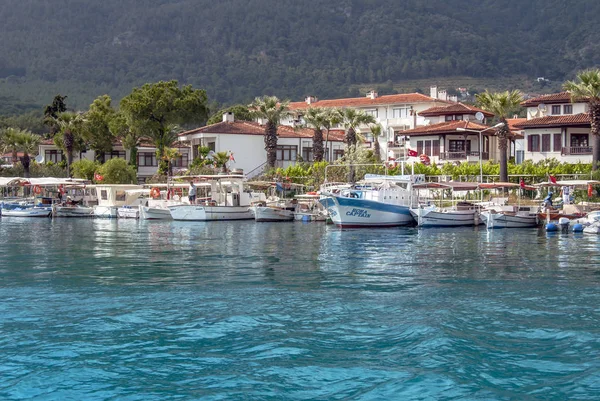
[520,178,525,189]
[94,173,104,182]
[549,175,557,184]
[229,152,235,162]
[407,148,418,157]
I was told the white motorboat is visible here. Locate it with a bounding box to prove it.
[319,174,423,228]
[53,204,94,217]
[2,206,52,217]
[92,184,144,218]
[251,204,294,222]
[410,182,481,227]
[168,174,266,221]
[293,194,327,222]
[139,184,192,220]
[480,206,539,228]
[117,205,140,219]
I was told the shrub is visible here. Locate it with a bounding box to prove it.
[96,158,137,184]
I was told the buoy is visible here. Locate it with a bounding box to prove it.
[545,223,558,232]
[573,223,584,233]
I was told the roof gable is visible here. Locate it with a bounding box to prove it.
[289,93,448,110]
[514,113,590,128]
[521,92,573,107]
[419,102,493,117]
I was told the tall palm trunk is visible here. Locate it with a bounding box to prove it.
[11,149,18,165]
[313,128,324,162]
[497,121,509,182]
[64,130,74,177]
[591,101,600,171]
[21,153,31,178]
[265,121,278,168]
[374,137,381,161]
[345,128,357,146]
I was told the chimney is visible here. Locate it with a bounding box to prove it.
[366,90,378,100]
[223,112,234,123]
[305,96,317,105]
[438,90,447,101]
[430,85,438,99]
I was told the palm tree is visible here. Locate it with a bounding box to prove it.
[162,147,181,177]
[148,124,181,175]
[322,108,342,161]
[1,128,22,165]
[370,124,384,161]
[338,108,376,182]
[475,90,523,182]
[17,131,41,178]
[302,107,326,162]
[213,151,231,173]
[249,96,291,168]
[54,112,87,177]
[564,68,600,171]
[109,112,142,169]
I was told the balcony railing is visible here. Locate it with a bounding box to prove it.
[440,151,489,160]
[561,146,592,155]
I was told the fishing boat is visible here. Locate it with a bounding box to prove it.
[251,203,295,222]
[139,184,191,220]
[319,174,424,228]
[53,204,94,217]
[480,206,539,228]
[168,174,266,221]
[2,204,52,217]
[293,194,327,222]
[410,182,481,227]
[92,184,144,218]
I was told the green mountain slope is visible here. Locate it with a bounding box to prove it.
[0,0,599,110]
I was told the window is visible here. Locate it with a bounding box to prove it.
[364,109,378,118]
[100,190,108,200]
[542,134,551,152]
[137,152,157,167]
[172,153,189,168]
[417,140,423,155]
[45,150,63,163]
[106,150,126,161]
[449,140,470,152]
[571,134,589,147]
[551,105,561,115]
[432,140,440,157]
[553,134,562,152]
[455,115,463,121]
[424,140,432,156]
[276,145,297,161]
[445,115,453,121]
[528,134,540,152]
[563,104,573,114]
[115,191,126,202]
[333,149,344,160]
[392,107,409,119]
[302,147,313,161]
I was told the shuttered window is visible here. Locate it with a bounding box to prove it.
[424,140,432,156]
[528,135,540,152]
[432,140,440,156]
[542,134,551,152]
[553,134,562,152]
[417,140,423,155]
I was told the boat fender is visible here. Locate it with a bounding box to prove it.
[33,185,42,194]
[545,223,558,232]
[150,187,161,199]
[573,223,584,233]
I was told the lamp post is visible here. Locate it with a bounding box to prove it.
[456,122,504,183]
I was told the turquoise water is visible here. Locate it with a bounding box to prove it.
[1,219,600,400]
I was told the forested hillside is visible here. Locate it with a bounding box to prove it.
[0,0,599,111]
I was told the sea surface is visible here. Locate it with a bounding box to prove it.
[1,218,600,400]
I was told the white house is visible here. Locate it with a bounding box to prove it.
[177,112,346,177]
[515,92,591,163]
[38,140,191,182]
[286,86,454,160]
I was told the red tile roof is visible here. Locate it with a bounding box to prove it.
[521,92,573,107]
[288,93,448,110]
[400,120,493,137]
[419,103,493,117]
[513,113,590,128]
[179,120,345,141]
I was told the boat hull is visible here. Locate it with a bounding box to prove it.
[480,212,538,228]
[169,205,254,221]
[410,208,480,227]
[117,206,139,219]
[94,206,118,218]
[53,206,94,217]
[140,205,173,220]
[252,206,294,222]
[2,207,52,217]
[293,212,327,222]
[320,196,414,228]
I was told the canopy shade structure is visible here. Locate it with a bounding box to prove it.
[479,182,537,191]
[413,182,479,191]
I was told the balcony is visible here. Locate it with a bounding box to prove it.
[440,151,489,161]
[561,146,592,155]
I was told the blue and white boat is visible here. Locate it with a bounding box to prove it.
[319,174,424,228]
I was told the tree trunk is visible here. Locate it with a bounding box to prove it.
[374,137,381,161]
[264,121,278,168]
[66,149,73,177]
[345,128,357,146]
[21,153,31,178]
[497,124,509,182]
[96,151,106,163]
[313,128,324,162]
[590,101,600,171]
[129,147,138,170]
[12,149,18,165]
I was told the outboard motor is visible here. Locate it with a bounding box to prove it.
[558,217,570,233]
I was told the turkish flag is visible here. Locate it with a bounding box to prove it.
[94,173,104,182]
[549,175,557,184]
[407,149,418,157]
[520,178,525,189]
